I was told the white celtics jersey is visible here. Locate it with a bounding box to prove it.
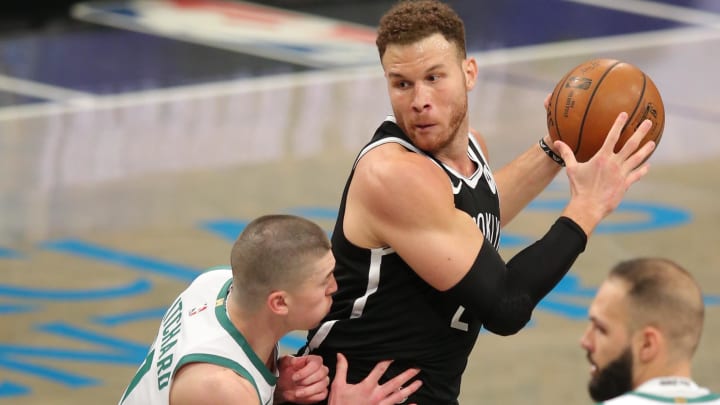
[119,268,278,405]
[602,377,720,404]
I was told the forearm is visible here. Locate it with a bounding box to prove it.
[494,135,562,227]
[503,216,587,303]
[446,216,587,335]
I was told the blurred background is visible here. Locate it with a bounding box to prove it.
[1,1,718,404]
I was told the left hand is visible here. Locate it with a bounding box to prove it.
[275,354,330,404]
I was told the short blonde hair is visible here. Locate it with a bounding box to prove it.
[230,215,331,311]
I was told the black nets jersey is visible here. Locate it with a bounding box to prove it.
[301,118,501,405]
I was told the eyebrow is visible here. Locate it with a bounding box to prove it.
[589,315,606,329]
[324,268,335,280]
[387,63,446,79]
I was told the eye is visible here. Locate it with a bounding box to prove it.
[428,74,441,82]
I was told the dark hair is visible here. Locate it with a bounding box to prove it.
[376,0,467,60]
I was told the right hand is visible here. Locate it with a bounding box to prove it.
[554,111,656,235]
[328,353,423,405]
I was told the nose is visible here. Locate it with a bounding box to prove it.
[411,83,431,112]
[579,325,593,351]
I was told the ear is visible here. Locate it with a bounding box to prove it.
[636,326,662,363]
[463,57,478,90]
[267,291,289,316]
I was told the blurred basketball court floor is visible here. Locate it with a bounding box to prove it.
[0,0,719,403]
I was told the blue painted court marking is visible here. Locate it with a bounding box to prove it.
[40,239,202,282]
[92,307,167,327]
[201,220,249,243]
[0,380,30,398]
[527,200,691,234]
[0,303,38,315]
[0,355,97,388]
[36,322,148,362]
[0,279,150,301]
[705,296,720,306]
[536,273,596,320]
[287,207,338,220]
[0,247,22,259]
[0,321,147,393]
[499,234,532,249]
[537,299,589,320]
[551,274,598,299]
[537,271,720,322]
[279,334,307,352]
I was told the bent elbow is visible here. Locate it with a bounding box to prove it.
[482,317,529,336]
[482,295,534,336]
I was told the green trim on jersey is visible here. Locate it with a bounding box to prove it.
[175,353,264,400]
[214,278,278,386]
[120,348,155,403]
[599,392,720,404]
[205,265,230,272]
[629,391,720,403]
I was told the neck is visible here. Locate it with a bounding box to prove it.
[225,290,282,368]
[433,125,475,176]
[634,361,693,388]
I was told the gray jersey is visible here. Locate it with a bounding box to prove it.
[119,269,278,405]
[602,377,720,404]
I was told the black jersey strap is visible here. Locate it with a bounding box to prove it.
[446,216,587,335]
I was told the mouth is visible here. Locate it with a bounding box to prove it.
[414,123,435,131]
[587,354,599,376]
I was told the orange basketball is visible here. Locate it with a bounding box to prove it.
[546,58,665,162]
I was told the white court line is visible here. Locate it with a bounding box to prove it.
[471,25,720,66]
[1,25,720,122]
[565,0,720,28]
[0,74,94,101]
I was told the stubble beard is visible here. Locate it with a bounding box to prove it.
[588,347,635,402]
[407,96,468,155]
[442,95,467,151]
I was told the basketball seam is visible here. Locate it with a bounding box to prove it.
[623,72,647,140]
[577,60,623,155]
[552,70,574,143]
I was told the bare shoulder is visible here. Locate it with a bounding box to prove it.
[352,143,453,216]
[345,141,485,290]
[344,142,462,250]
[169,362,259,405]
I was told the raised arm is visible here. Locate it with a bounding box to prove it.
[344,113,655,336]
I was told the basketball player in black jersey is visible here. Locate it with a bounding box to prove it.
[296,1,657,404]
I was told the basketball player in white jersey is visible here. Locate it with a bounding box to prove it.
[582,258,720,404]
[119,214,422,405]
